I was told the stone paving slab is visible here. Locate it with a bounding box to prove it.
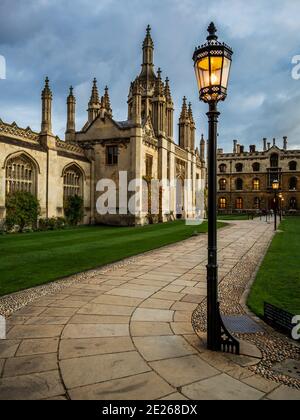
[0,220,299,400]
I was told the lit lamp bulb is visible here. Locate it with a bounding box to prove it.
[211,73,218,85]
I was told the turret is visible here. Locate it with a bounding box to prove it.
[188,102,196,151]
[200,134,206,161]
[152,68,166,136]
[88,78,101,123]
[41,77,53,134]
[130,79,142,125]
[66,86,76,142]
[165,77,174,139]
[179,97,190,150]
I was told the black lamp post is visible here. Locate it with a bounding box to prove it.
[272,180,280,231]
[193,23,239,354]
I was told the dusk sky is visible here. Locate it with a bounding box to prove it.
[0,0,300,152]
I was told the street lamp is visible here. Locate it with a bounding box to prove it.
[272,180,280,231]
[278,193,284,222]
[193,23,239,354]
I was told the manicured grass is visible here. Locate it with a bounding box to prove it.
[218,214,254,221]
[0,221,225,297]
[248,217,300,317]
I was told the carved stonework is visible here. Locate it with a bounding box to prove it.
[176,159,186,180]
[0,120,39,142]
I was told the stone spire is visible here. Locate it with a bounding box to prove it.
[188,102,196,150]
[152,68,166,137]
[154,68,164,97]
[180,97,189,122]
[179,97,191,150]
[66,86,76,142]
[139,25,156,87]
[164,77,172,103]
[41,77,53,134]
[88,78,101,123]
[103,86,113,117]
[200,134,206,161]
[165,77,174,139]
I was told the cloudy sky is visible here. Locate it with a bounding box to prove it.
[0,0,300,152]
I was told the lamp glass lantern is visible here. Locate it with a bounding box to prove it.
[272,180,280,191]
[193,23,233,103]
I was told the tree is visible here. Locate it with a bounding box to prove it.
[64,195,84,226]
[6,192,40,232]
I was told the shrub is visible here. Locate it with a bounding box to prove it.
[64,195,84,226]
[6,192,40,233]
[38,217,67,231]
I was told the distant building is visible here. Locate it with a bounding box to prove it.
[217,138,300,213]
[0,27,206,226]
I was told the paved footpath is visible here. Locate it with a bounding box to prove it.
[0,220,300,400]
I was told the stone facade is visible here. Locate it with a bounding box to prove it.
[217,138,300,213]
[0,27,206,226]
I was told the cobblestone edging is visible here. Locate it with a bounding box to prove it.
[192,225,300,390]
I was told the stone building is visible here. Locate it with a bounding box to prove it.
[0,27,206,226]
[217,137,300,213]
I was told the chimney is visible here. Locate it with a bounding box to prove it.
[267,142,271,150]
[217,148,224,155]
[273,138,276,147]
[283,136,288,150]
[263,138,267,151]
[250,145,256,153]
[233,140,238,153]
[240,145,245,153]
[236,144,241,154]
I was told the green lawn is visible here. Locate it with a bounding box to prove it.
[0,221,225,297]
[248,217,300,317]
[218,214,255,221]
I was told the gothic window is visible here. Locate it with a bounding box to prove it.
[254,197,261,209]
[107,146,118,165]
[253,178,260,191]
[236,198,243,210]
[5,154,36,196]
[236,178,243,190]
[63,165,83,202]
[219,197,227,209]
[289,161,297,171]
[236,163,243,172]
[270,153,279,168]
[219,164,227,173]
[290,197,297,210]
[253,162,260,172]
[219,179,227,191]
[289,177,297,190]
[145,154,153,179]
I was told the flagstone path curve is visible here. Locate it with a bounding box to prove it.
[0,220,299,400]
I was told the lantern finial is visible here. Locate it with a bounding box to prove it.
[207,22,218,41]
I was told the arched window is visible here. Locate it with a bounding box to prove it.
[236,163,243,173]
[236,198,243,210]
[289,177,297,190]
[290,197,297,210]
[219,179,227,191]
[253,178,260,191]
[254,197,261,209]
[270,153,279,168]
[236,178,243,190]
[63,164,83,202]
[289,161,297,171]
[5,154,37,196]
[219,197,227,210]
[253,162,260,172]
[219,164,227,173]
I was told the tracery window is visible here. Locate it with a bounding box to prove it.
[5,154,36,196]
[63,165,83,201]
